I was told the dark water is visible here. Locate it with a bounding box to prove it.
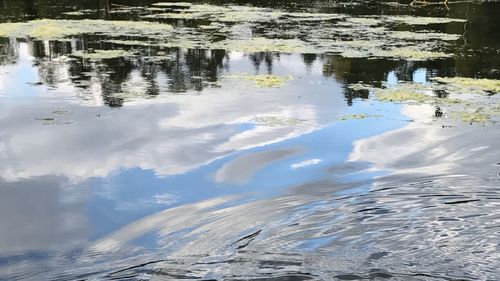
[0,0,499,280]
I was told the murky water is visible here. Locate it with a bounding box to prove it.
[0,0,499,280]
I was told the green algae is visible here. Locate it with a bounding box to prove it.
[62,11,87,16]
[362,79,499,125]
[228,74,293,88]
[0,19,173,40]
[453,110,491,123]
[0,4,461,62]
[217,37,305,53]
[346,17,381,26]
[340,113,367,120]
[152,2,192,7]
[433,77,500,94]
[340,113,382,120]
[73,50,133,60]
[226,73,294,88]
[377,48,452,61]
[254,116,304,127]
[375,89,432,103]
[105,40,159,47]
[386,16,466,25]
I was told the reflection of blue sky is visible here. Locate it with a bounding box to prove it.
[85,100,406,241]
[1,44,40,98]
[0,41,416,253]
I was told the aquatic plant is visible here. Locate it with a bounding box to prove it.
[340,114,368,120]
[217,38,305,53]
[254,116,304,127]
[0,19,173,40]
[433,77,500,94]
[73,50,133,60]
[453,110,491,123]
[228,73,293,88]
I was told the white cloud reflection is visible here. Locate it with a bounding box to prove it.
[0,48,346,182]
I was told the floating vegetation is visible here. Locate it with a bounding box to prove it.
[355,77,499,125]
[152,2,192,7]
[346,17,381,26]
[389,31,461,42]
[453,110,491,124]
[377,48,452,61]
[217,37,305,53]
[385,16,466,25]
[73,50,133,60]
[0,19,173,40]
[375,88,432,103]
[433,77,500,95]
[62,11,87,16]
[105,39,158,47]
[254,116,304,127]
[0,3,462,61]
[340,113,368,120]
[228,73,293,88]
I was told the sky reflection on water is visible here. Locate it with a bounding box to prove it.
[1,1,500,280]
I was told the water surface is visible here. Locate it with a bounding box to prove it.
[0,0,499,280]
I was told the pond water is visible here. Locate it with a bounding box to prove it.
[0,0,499,280]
